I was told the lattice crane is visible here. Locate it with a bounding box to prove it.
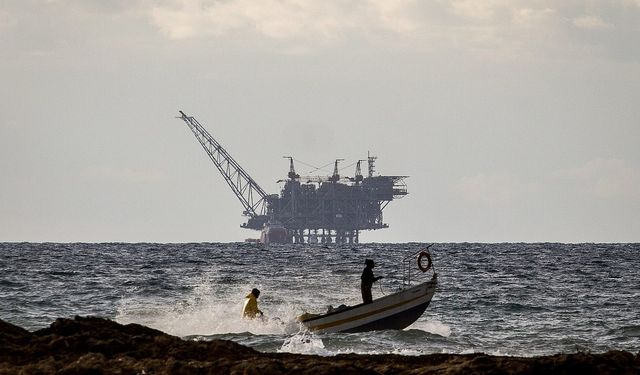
[177,111,271,229]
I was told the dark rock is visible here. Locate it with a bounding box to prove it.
[1,317,639,374]
[0,318,33,362]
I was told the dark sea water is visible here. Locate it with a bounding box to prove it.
[1,242,638,356]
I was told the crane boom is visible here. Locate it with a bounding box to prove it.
[177,111,269,219]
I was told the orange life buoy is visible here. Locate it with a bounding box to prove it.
[418,251,432,272]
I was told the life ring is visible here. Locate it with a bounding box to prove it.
[417,251,432,272]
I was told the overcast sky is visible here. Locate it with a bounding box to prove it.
[1,0,639,243]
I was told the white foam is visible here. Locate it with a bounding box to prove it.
[114,271,302,337]
[410,319,451,337]
[390,347,424,356]
[278,332,333,356]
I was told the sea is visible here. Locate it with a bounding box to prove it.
[1,242,638,357]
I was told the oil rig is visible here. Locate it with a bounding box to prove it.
[178,111,408,244]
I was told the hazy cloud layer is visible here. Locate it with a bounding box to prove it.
[457,158,640,207]
[150,0,423,40]
[554,158,640,201]
[145,0,640,60]
[3,1,639,61]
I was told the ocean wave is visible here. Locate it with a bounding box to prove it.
[2,242,639,356]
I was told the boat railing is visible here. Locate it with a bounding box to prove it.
[401,244,435,289]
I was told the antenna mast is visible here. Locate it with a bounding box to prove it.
[367,151,377,178]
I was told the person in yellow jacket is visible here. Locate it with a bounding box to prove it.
[242,288,263,319]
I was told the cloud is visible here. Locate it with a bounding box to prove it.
[454,173,533,207]
[149,0,418,41]
[622,0,640,8]
[3,0,638,61]
[144,0,640,62]
[449,0,506,20]
[553,158,640,201]
[455,159,640,211]
[511,7,555,27]
[148,0,543,44]
[572,15,613,30]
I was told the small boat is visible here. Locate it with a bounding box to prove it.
[260,222,288,244]
[298,248,437,333]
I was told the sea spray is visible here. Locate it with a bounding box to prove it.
[115,268,304,336]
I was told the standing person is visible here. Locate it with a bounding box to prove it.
[242,288,263,319]
[361,259,383,304]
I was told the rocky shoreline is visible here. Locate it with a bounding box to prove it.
[1,316,638,374]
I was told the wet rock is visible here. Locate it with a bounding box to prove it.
[0,317,638,374]
[0,319,33,367]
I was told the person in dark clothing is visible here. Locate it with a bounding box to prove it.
[361,259,383,304]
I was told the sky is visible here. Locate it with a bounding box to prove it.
[1,0,639,243]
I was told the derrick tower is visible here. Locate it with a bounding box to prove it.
[177,111,407,244]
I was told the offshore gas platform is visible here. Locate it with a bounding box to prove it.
[178,111,408,244]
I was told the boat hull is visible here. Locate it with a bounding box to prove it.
[342,299,431,333]
[300,274,437,333]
